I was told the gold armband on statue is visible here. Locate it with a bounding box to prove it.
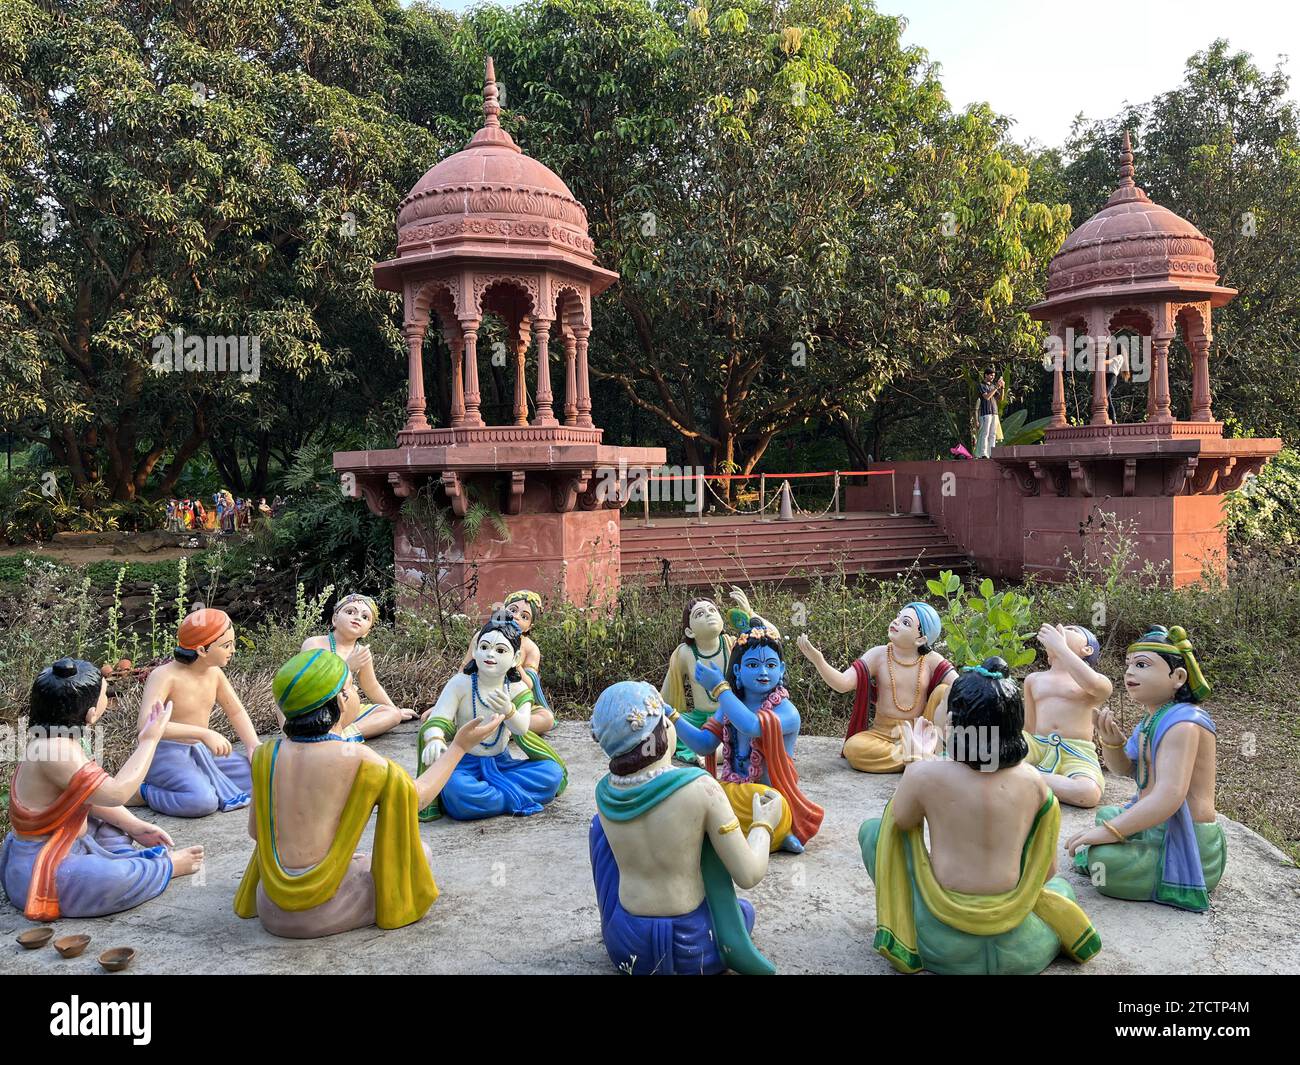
[1102,819,1128,844]
[709,681,729,700]
[667,709,681,723]
[718,819,741,835]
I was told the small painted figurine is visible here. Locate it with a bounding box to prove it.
[673,616,823,853]
[0,659,204,920]
[589,680,783,975]
[797,602,956,773]
[1067,625,1224,912]
[1023,623,1111,808]
[418,610,566,821]
[234,650,501,938]
[136,607,259,817]
[659,593,745,765]
[861,658,1101,974]
[301,592,418,742]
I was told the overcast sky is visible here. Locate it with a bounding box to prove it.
[419,0,1297,147]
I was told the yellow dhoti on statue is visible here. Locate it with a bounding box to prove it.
[720,781,793,852]
[842,657,954,774]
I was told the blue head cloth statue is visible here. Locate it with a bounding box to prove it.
[904,602,942,650]
[591,681,668,760]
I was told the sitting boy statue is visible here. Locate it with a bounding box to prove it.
[419,610,566,821]
[301,592,418,742]
[460,592,555,735]
[137,607,259,817]
[673,616,823,853]
[234,650,501,938]
[1023,623,1111,808]
[1067,625,1224,912]
[1,659,204,920]
[797,602,956,773]
[861,657,1102,975]
[589,680,783,975]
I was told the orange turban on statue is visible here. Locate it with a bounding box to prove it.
[177,608,232,650]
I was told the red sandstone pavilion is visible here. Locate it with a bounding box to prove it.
[335,60,664,608]
[854,132,1281,587]
[340,62,1278,603]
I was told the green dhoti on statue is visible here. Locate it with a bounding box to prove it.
[861,797,1101,975]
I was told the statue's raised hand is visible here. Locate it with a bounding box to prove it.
[694,661,726,692]
[346,643,373,674]
[750,789,784,835]
[480,685,514,718]
[1096,707,1127,748]
[138,699,173,743]
[454,713,505,752]
[795,633,820,662]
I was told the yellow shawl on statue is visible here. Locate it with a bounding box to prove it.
[234,740,438,929]
[872,795,1099,973]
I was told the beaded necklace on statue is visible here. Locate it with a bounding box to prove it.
[690,640,726,666]
[470,673,511,748]
[1134,700,1177,791]
[886,643,924,714]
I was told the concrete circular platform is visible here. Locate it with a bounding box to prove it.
[3,725,1297,975]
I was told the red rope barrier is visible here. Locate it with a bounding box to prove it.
[638,469,894,483]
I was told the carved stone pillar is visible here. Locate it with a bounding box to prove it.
[532,318,557,426]
[512,319,531,426]
[574,326,593,428]
[1049,320,1067,428]
[403,321,430,432]
[1151,331,1173,423]
[461,318,484,427]
[562,329,578,426]
[1190,332,1213,421]
[1087,312,1109,426]
[447,331,465,427]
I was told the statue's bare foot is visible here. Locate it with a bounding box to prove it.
[170,846,204,876]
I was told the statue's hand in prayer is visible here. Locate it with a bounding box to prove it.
[347,644,373,674]
[750,789,784,835]
[694,661,725,692]
[1096,707,1127,748]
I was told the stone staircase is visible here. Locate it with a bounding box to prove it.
[619,512,970,589]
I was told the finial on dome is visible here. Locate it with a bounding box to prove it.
[466,54,520,152]
[483,56,500,129]
[1117,129,1135,188]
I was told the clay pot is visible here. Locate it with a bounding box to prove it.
[54,934,91,958]
[98,947,136,972]
[17,928,53,949]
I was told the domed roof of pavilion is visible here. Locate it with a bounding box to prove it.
[1032,133,1235,314]
[390,58,596,267]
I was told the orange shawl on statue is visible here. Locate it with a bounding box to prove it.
[704,705,824,843]
[8,762,108,920]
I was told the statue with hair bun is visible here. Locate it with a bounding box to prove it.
[1067,625,1224,911]
[861,657,1102,975]
[1,658,204,921]
[417,609,567,821]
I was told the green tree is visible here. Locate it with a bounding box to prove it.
[0,0,464,503]
[464,0,1069,483]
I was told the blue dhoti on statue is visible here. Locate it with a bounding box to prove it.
[141,739,251,817]
[0,817,172,918]
[590,816,753,975]
[438,751,564,821]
